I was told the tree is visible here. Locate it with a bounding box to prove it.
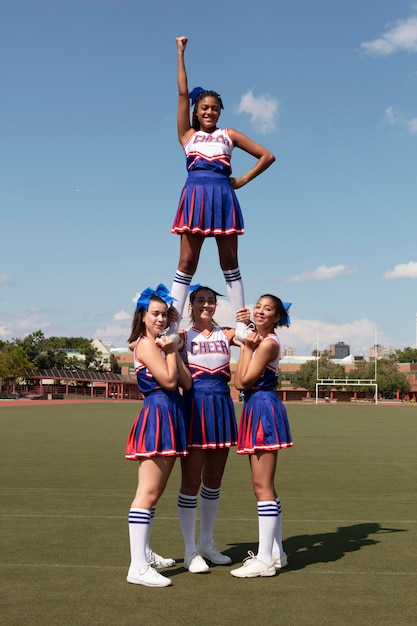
[374,359,410,398]
[395,347,417,364]
[12,331,105,371]
[0,348,34,390]
[110,354,121,374]
[348,358,410,398]
[292,355,345,393]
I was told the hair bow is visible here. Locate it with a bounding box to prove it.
[278,302,292,327]
[136,283,176,311]
[189,87,205,105]
[189,86,224,109]
[189,284,224,297]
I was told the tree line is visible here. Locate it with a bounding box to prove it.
[290,348,417,397]
[0,330,121,383]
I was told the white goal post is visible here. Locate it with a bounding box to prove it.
[315,379,378,405]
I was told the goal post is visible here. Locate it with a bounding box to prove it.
[315,379,378,405]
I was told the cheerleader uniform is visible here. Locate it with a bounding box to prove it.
[171,128,245,236]
[237,334,293,455]
[182,326,237,448]
[125,338,188,459]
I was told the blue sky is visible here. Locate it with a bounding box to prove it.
[1,0,417,356]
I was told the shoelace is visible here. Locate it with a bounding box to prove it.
[242,550,257,564]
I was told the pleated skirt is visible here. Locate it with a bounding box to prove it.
[171,170,245,237]
[237,389,293,455]
[184,387,237,449]
[125,389,188,459]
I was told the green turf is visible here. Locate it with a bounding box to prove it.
[1,402,416,626]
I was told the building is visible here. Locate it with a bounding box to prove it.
[330,342,350,359]
[369,344,394,361]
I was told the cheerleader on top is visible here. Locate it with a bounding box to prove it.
[170,36,275,343]
[172,127,244,236]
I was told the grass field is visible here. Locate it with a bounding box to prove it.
[1,401,416,626]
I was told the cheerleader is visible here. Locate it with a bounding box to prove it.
[231,295,293,578]
[177,285,250,573]
[170,36,275,342]
[125,284,192,587]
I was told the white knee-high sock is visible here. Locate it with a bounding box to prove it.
[223,268,245,316]
[178,493,197,554]
[128,508,151,569]
[145,506,156,556]
[256,501,278,565]
[198,485,220,546]
[272,497,284,556]
[171,271,193,321]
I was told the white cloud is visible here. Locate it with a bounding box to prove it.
[287,318,378,356]
[95,324,130,344]
[0,273,11,283]
[360,15,417,56]
[210,300,376,357]
[384,105,417,133]
[237,90,278,133]
[407,117,417,132]
[383,261,417,279]
[113,310,131,321]
[286,264,357,283]
[0,322,11,338]
[385,106,401,125]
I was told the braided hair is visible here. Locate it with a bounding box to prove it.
[191,90,224,131]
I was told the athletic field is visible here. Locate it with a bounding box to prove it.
[1,402,416,626]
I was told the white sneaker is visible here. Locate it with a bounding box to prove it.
[147,550,175,569]
[159,325,180,346]
[197,541,231,565]
[234,322,255,343]
[184,551,210,573]
[127,564,172,587]
[230,551,275,578]
[272,552,288,569]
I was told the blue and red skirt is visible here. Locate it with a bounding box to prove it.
[171,170,245,237]
[184,385,237,449]
[237,389,293,455]
[125,389,188,459]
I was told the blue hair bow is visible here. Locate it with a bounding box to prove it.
[189,86,224,109]
[278,302,292,327]
[136,283,176,312]
[189,284,224,297]
[189,87,205,105]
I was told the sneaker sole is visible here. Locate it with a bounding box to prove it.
[231,569,276,578]
[127,576,172,587]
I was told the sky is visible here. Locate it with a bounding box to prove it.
[1,0,417,357]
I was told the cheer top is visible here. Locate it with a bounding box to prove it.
[182,325,231,392]
[184,128,234,177]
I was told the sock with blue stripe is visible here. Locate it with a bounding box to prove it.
[178,493,198,554]
[170,271,193,321]
[199,485,220,546]
[272,497,284,556]
[128,508,151,569]
[256,501,278,565]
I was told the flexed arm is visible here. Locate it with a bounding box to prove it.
[176,36,193,145]
[227,129,275,189]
